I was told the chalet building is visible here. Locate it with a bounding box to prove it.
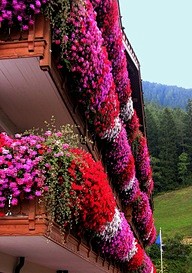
[0,1,156,273]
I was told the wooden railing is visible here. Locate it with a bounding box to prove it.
[0,15,51,69]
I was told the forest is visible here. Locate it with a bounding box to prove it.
[145,100,192,194]
[144,84,192,273]
[143,81,192,109]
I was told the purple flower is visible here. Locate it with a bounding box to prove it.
[22,25,29,31]
[35,190,42,196]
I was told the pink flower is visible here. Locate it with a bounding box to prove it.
[11,198,18,206]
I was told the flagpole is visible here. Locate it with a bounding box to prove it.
[160,227,163,273]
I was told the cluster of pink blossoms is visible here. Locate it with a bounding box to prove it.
[0,132,47,207]
[62,1,120,139]
[90,0,156,248]
[0,0,47,30]
[132,192,156,245]
[134,135,154,195]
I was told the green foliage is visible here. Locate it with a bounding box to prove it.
[145,101,192,194]
[27,118,91,229]
[145,107,159,157]
[145,95,192,272]
[158,108,178,190]
[148,234,192,273]
[164,234,191,260]
[177,152,190,185]
[186,251,192,273]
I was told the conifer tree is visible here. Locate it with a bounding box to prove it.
[158,108,178,190]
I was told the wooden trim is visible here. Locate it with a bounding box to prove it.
[0,199,121,273]
[0,15,50,67]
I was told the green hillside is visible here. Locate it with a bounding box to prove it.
[154,186,192,240]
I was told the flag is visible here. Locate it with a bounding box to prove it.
[155,233,161,246]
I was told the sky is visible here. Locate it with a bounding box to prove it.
[119,0,192,89]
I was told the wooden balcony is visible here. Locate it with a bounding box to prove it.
[0,199,121,273]
[0,15,50,69]
[0,15,100,161]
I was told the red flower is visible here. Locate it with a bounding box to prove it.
[69,148,116,232]
[128,242,144,270]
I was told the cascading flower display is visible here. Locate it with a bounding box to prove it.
[0,0,155,210]
[132,192,156,245]
[104,127,139,202]
[61,0,120,140]
[54,0,140,208]
[90,0,140,144]
[90,0,154,199]
[94,0,132,108]
[0,0,157,271]
[67,147,116,232]
[133,133,154,195]
[0,128,116,231]
[100,212,140,262]
[0,130,145,270]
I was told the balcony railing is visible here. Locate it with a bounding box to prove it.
[0,198,121,273]
[0,15,51,69]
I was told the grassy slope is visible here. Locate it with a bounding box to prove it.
[154,186,192,239]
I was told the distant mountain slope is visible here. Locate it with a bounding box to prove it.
[142,81,192,109]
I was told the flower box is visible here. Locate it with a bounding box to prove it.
[0,198,121,273]
[0,198,48,235]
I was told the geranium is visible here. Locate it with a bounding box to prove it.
[140,253,155,273]
[128,241,144,270]
[61,0,120,139]
[100,212,138,262]
[0,132,47,207]
[94,0,132,108]
[133,133,154,195]
[67,148,116,232]
[132,192,156,245]
[104,127,139,202]
[0,0,48,29]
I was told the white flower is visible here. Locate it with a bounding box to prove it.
[2,148,9,155]
[121,97,134,122]
[99,208,121,241]
[15,133,22,138]
[101,116,122,141]
[150,265,154,273]
[145,227,152,241]
[122,238,138,262]
[123,175,135,192]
